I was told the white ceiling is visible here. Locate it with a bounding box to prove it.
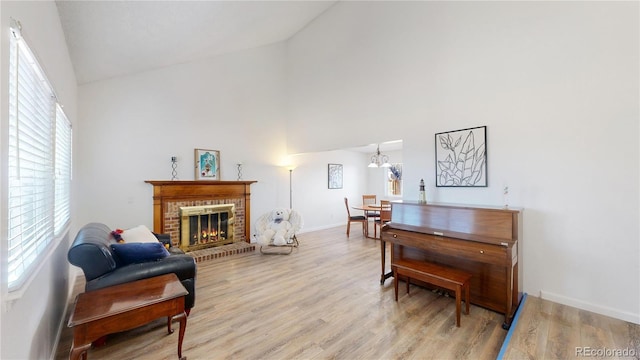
[55,0,337,84]
[346,140,404,154]
[55,0,403,153]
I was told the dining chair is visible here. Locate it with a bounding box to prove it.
[374,200,392,239]
[344,197,367,237]
[362,194,379,222]
[362,194,377,206]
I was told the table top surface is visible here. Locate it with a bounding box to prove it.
[352,204,392,211]
[68,273,188,327]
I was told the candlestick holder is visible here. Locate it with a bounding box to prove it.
[171,156,178,180]
[236,163,243,181]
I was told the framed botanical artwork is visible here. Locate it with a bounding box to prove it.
[435,126,487,187]
[328,163,343,189]
[195,149,220,180]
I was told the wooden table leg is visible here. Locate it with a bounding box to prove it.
[380,240,386,284]
[69,342,90,360]
[167,316,173,334]
[380,240,393,284]
[173,311,187,359]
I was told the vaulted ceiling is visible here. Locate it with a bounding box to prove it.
[55,0,337,84]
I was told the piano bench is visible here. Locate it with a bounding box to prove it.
[393,260,472,327]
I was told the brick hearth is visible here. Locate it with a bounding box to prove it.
[187,242,255,263]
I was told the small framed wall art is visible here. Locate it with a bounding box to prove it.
[195,149,220,180]
[435,126,487,187]
[328,163,343,189]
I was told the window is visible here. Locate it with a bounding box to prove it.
[6,21,72,291]
[55,105,72,235]
[387,163,402,196]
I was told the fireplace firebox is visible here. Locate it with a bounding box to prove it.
[180,204,235,251]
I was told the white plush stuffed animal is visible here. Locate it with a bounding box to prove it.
[261,208,293,246]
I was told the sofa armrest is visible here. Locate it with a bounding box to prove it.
[154,232,171,246]
[85,254,197,309]
[68,223,118,281]
[85,254,196,291]
[154,232,185,254]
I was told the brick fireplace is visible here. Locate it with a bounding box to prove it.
[145,180,256,251]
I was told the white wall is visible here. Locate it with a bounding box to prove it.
[74,0,639,325]
[287,150,370,232]
[0,1,78,359]
[5,1,635,358]
[75,40,383,240]
[76,43,289,234]
[286,1,639,323]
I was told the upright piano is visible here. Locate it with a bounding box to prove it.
[380,201,523,328]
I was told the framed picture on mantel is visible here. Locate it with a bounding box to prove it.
[195,149,220,180]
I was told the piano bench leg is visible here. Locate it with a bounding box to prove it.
[455,285,462,327]
[393,268,399,301]
[394,263,472,327]
[465,282,470,315]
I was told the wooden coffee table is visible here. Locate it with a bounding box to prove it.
[68,273,189,360]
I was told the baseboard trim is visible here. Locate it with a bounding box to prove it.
[496,293,527,360]
[51,268,81,360]
[540,290,640,325]
[297,223,345,233]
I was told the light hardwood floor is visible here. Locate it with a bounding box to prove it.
[55,225,639,360]
[502,295,639,359]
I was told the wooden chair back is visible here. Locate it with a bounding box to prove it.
[344,197,353,217]
[373,200,392,238]
[379,200,392,223]
[362,194,377,206]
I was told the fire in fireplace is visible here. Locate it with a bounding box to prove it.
[179,204,235,251]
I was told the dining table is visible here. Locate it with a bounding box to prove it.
[351,203,391,238]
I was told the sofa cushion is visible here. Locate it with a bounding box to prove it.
[110,242,170,265]
[120,225,159,243]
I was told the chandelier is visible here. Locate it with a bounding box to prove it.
[368,144,391,168]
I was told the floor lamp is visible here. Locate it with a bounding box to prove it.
[289,168,293,209]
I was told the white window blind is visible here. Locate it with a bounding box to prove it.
[7,22,70,291]
[55,104,72,235]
